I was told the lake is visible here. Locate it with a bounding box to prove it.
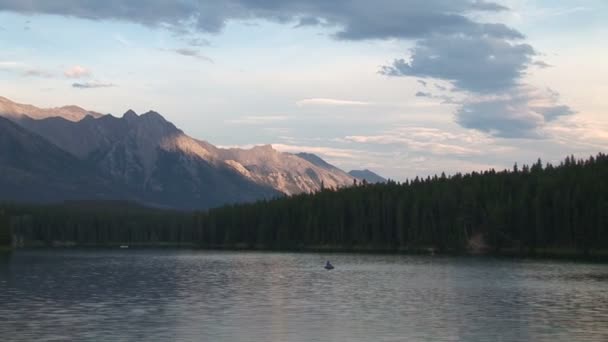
[1,250,607,341]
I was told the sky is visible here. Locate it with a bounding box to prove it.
[0,0,607,180]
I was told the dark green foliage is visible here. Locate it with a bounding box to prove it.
[195,153,608,254]
[0,209,10,247]
[2,154,608,256]
[1,201,196,247]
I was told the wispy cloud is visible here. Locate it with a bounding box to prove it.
[225,115,289,125]
[414,91,458,104]
[296,98,371,107]
[524,6,592,19]
[415,91,432,98]
[532,60,551,69]
[545,117,608,151]
[345,126,494,156]
[72,81,115,89]
[0,61,23,69]
[186,37,210,47]
[171,48,213,62]
[23,69,54,78]
[114,33,132,47]
[0,61,54,78]
[272,144,363,160]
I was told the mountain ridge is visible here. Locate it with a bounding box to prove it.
[0,96,103,122]
[0,96,356,208]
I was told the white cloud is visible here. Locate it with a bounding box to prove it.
[64,65,91,79]
[0,61,22,69]
[344,126,496,156]
[272,144,363,160]
[296,98,371,107]
[225,115,289,125]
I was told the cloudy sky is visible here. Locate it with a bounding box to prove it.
[1,0,606,180]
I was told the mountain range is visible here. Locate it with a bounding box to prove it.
[0,97,384,209]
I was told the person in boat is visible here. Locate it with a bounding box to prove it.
[325,260,334,270]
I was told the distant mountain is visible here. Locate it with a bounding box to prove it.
[349,169,387,184]
[0,96,355,209]
[0,96,102,122]
[212,148,353,195]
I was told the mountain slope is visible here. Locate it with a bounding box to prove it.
[0,117,126,202]
[296,152,345,173]
[218,147,354,195]
[349,169,387,184]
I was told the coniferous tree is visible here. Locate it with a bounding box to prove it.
[0,209,11,247]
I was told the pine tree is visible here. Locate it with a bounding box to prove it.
[0,209,11,247]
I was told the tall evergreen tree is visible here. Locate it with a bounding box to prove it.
[0,209,11,247]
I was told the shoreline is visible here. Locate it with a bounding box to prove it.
[10,242,608,262]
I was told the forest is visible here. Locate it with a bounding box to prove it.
[1,153,607,257]
[0,209,10,249]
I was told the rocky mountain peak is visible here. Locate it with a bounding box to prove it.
[123,109,138,120]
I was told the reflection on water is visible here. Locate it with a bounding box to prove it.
[1,250,607,342]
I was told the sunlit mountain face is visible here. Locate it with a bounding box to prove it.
[0,97,358,209]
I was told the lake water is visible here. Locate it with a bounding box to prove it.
[1,250,607,342]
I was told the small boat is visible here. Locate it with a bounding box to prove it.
[324,260,334,270]
[120,245,129,249]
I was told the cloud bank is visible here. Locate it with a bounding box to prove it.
[0,0,574,137]
[0,1,514,39]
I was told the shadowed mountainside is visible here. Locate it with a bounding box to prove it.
[0,117,129,203]
[0,96,356,209]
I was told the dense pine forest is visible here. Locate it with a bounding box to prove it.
[0,209,10,249]
[197,154,608,256]
[1,154,607,257]
[2,201,196,248]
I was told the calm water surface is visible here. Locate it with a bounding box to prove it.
[1,250,607,341]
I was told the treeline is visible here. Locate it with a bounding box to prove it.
[196,153,608,255]
[2,201,196,247]
[2,154,608,256]
[0,209,10,248]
